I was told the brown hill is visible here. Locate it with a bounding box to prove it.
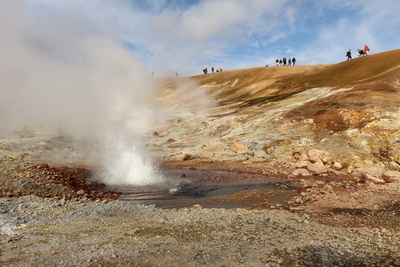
[150,49,400,178]
[189,49,400,132]
[190,48,400,103]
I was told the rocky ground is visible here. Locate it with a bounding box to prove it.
[2,192,400,267]
[2,51,400,266]
[2,124,400,267]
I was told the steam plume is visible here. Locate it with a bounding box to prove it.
[0,1,161,185]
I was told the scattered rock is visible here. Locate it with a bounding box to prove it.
[364,174,386,184]
[333,161,343,170]
[307,149,326,163]
[347,165,354,174]
[382,171,400,183]
[295,161,309,168]
[307,162,329,175]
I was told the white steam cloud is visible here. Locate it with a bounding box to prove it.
[0,1,162,185]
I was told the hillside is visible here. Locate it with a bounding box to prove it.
[192,48,400,100]
[148,49,400,180]
[3,50,400,267]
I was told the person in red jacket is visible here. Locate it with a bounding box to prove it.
[364,44,370,55]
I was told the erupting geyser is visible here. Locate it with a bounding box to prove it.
[0,1,166,186]
[100,130,163,186]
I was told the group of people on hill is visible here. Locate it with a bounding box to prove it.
[201,44,371,75]
[203,67,223,74]
[346,44,370,60]
[275,57,296,66]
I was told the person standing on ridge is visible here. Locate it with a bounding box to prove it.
[292,57,296,66]
[346,49,352,60]
[364,44,369,55]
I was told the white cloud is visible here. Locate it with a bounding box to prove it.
[21,0,400,75]
[278,0,400,66]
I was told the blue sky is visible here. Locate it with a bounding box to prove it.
[15,0,400,76]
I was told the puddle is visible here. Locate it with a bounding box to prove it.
[107,168,300,209]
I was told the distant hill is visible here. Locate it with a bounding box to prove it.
[189,49,400,105]
[176,49,400,134]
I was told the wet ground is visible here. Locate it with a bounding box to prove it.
[114,180,300,209]
[107,167,345,209]
[0,158,361,211]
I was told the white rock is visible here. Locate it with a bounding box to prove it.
[333,161,343,170]
[307,149,325,163]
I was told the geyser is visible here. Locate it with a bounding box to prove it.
[100,129,163,186]
[0,1,164,186]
